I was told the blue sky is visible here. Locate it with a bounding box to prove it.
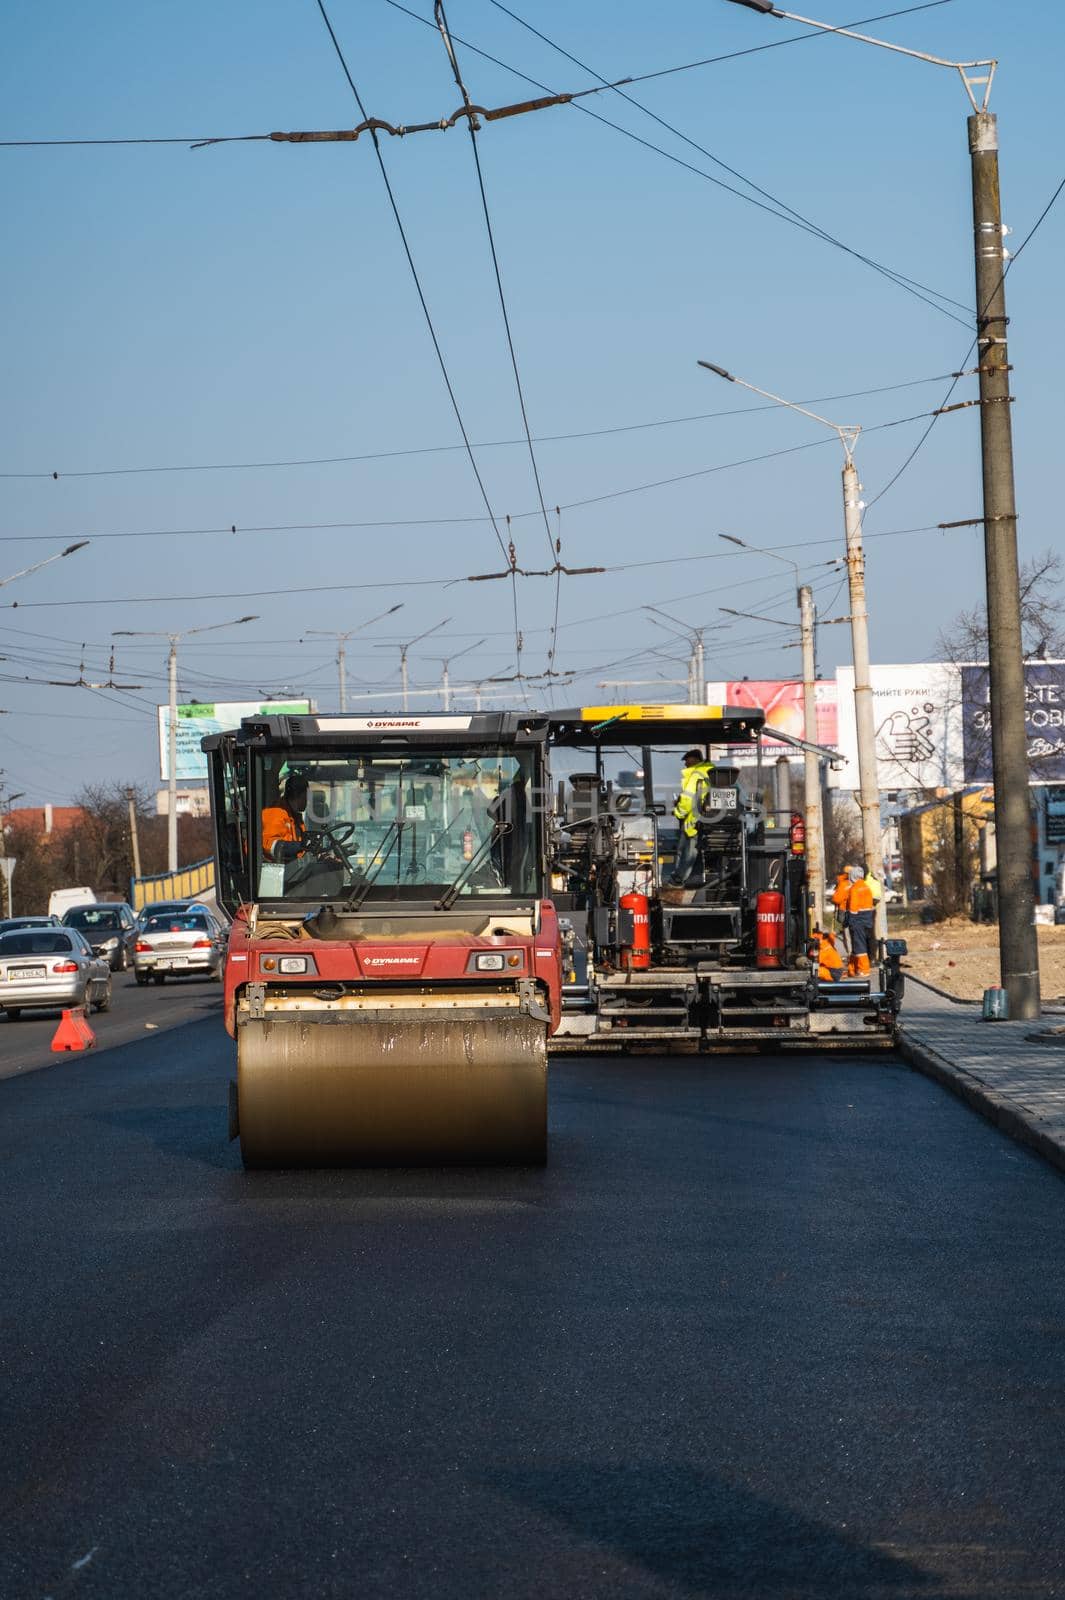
[1,0,1061,802]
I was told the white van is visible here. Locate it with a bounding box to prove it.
[48,886,97,920]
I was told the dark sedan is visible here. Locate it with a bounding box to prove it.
[62,904,138,972]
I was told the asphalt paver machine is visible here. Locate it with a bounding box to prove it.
[545,704,904,1051]
[204,712,561,1167]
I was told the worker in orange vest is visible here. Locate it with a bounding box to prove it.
[830,866,853,959]
[812,928,845,983]
[262,772,310,863]
[845,864,876,976]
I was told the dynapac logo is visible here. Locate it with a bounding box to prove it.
[365,720,422,729]
[363,956,421,966]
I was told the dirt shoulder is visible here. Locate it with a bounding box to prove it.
[895,918,1065,1004]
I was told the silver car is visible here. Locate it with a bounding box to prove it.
[133,908,227,985]
[0,927,112,1020]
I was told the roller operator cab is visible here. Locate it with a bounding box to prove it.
[543,704,905,1052]
[203,713,559,1168]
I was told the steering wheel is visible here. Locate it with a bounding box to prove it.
[304,822,359,872]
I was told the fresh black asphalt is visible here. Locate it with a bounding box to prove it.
[2,1019,1064,1599]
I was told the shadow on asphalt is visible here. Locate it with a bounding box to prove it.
[87,1102,238,1172]
[491,1461,960,1598]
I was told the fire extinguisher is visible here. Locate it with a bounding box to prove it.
[462,829,474,861]
[755,890,787,969]
[619,890,651,970]
[789,811,806,856]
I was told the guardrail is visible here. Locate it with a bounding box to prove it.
[130,857,215,912]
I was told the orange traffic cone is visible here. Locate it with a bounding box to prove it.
[51,1007,96,1052]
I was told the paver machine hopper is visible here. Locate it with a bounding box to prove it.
[203,712,560,1167]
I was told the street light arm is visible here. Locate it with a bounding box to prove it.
[719,605,794,627]
[721,0,997,109]
[698,359,858,453]
[718,533,798,583]
[0,539,90,591]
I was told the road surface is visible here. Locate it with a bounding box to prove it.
[2,1028,1064,1598]
[0,969,221,1080]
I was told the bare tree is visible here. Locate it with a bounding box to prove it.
[937,547,1065,662]
[822,793,864,878]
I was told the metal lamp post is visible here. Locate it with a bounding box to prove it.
[643,605,716,702]
[113,616,259,873]
[702,361,883,933]
[374,619,453,714]
[433,638,487,712]
[306,604,403,712]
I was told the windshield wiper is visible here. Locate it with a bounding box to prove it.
[435,821,510,910]
[343,819,402,911]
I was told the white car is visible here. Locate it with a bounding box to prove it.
[133,907,228,984]
[0,927,111,1020]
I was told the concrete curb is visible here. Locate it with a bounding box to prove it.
[896,1027,1065,1180]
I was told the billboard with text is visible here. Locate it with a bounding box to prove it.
[158,700,311,783]
[961,662,1065,782]
[834,664,964,793]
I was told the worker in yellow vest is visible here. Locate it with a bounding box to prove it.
[668,748,715,888]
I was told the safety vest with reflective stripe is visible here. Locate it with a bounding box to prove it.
[261,805,305,861]
[847,878,875,914]
[673,762,715,838]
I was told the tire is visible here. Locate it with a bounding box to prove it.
[94,979,112,1014]
[135,971,149,987]
[4,1008,22,1021]
[116,948,128,972]
[153,973,165,986]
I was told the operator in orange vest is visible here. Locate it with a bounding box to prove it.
[262,772,310,863]
[845,864,876,976]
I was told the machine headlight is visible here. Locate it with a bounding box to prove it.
[279,955,314,975]
[468,951,524,973]
[102,937,119,948]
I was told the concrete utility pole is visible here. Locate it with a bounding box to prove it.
[840,457,884,931]
[719,0,1038,1012]
[126,787,142,883]
[167,639,179,874]
[114,616,259,874]
[969,110,1039,1015]
[799,585,826,927]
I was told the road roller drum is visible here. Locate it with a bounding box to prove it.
[234,1007,547,1167]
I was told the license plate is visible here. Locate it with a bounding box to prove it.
[156,957,187,969]
[9,966,45,979]
[706,787,738,810]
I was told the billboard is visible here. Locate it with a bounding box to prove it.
[158,700,311,782]
[834,664,964,793]
[961,662,1065,782]
[705,679,838,761]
